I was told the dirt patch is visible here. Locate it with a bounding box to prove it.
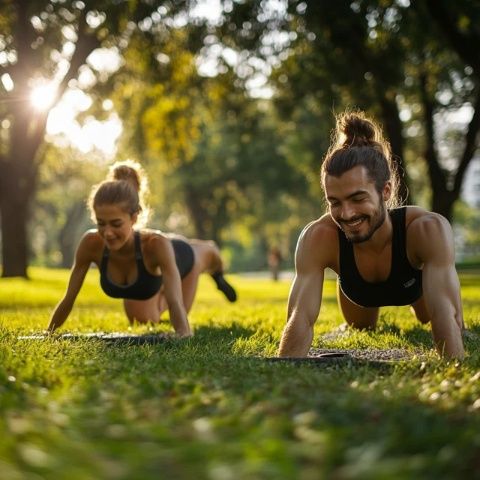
[310,347,425,362]
[266,348,426,368]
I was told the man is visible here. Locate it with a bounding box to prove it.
[278,111,465,359]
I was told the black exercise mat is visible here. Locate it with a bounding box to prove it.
[265,352,352,364]
[18,332,169,345]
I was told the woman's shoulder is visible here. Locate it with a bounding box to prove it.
[138,229,173,253]
[138,229,179,270]
[75,230,104,263]
[79,229,103,248]
[139,228,167,240]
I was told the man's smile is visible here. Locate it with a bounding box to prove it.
[341,217,367,228]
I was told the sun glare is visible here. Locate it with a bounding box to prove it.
[30,83,58,111]
[45,88,122,156]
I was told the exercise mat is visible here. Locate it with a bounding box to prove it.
[18,332,170,345]
[265,352,352,364]
[264,348,422,368]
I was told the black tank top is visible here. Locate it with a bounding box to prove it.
[338,207,422,307]
[99,232,194,300]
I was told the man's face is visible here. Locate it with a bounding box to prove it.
[324,165,389,243]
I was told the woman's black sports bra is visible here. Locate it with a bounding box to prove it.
[99,231,194,300]
[338,207,423,307]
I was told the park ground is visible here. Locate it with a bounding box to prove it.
[1,267,479,479]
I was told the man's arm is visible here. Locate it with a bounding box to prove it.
[278,223,329,357]
[412,213,464,359]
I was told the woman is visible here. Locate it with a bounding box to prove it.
[47,160,236,336]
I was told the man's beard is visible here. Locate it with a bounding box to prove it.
[340,201,387,244]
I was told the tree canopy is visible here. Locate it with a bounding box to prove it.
[0,0,204,276]
[1,0,479,275]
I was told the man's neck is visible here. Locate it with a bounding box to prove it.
[354,213,393,254]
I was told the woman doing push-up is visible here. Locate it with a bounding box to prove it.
[47,160,236,336]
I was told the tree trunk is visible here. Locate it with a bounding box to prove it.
[0,2,159,277]
[58,202,88,268]
[378,97,411,204]
[431,191,456,222]
[0,109,41,277]
[0,165,33,277]
[418,72,456,223]
[184,188,210,239]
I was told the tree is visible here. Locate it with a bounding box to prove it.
[263,1,412,203]
[223,0,480,221]
[32,145,106,267]
[0,0,196,277]
[113,56,307,244]
[101,15,308,247]
[409,0,480,220]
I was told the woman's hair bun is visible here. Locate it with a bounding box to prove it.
[108,160,144,193]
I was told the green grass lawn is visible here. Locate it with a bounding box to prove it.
[1,267,479,479]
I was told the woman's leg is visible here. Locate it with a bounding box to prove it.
[180,266,202,313]
[123,293,168,325]
[124,238,235,325]
[337,281,379,330]
[188,239,237,302]
[188,239,223,272]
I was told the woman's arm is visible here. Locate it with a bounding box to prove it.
[153,236,191,337]
[47,233,95,333]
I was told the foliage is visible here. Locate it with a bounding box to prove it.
[249,0,480,219]
[4,0,480,275]
[0,268,479,478]
[32,145,107,267]
[109,26,310,253]
[0,0,206,276]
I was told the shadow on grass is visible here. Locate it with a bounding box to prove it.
[465,324,480,337]
[9,325,480,478]
[262,355,397,373]
[17,323,258,351]
[15,325,397,371]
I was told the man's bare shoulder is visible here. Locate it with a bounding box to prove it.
[405,206,453,264]
[299,214,338,245]
[296,214,338,270]
[405,206,451,235]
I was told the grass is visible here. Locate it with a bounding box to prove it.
[1,267,480,479]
